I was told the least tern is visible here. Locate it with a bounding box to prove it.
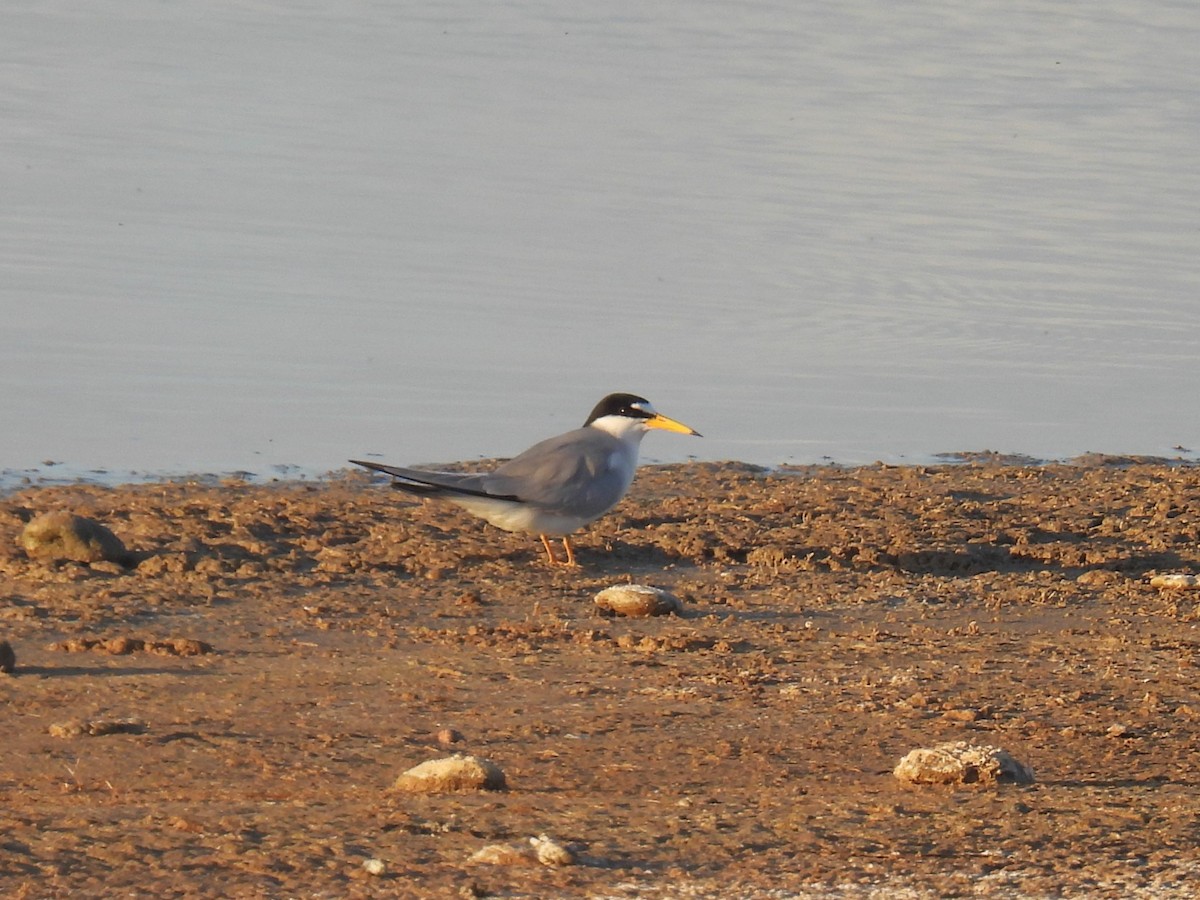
[350,393,700,566]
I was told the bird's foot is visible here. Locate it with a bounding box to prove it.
[539,534,579,567]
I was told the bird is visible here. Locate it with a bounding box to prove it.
[350,392,700,566]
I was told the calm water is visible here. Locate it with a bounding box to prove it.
[4,0,1199,482]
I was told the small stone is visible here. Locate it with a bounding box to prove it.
[436,727,465,746]
[894,741,1034,786]
[20,512,131,566]
[594,584,682,618]
[0,640,15,674]
[1076,569,1121,586]
[529,834,575,866]
[162,638,213,657]
[104,636,142,655]
[393,754,506,793]
[48,638,96,654]
[48,720,86,739]
[362,858,386,876]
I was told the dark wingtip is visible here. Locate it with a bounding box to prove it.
[350,459,389,475]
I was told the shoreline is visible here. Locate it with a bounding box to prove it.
[4,448,1199,494]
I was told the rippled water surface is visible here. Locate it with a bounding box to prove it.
[3,0,1198,479]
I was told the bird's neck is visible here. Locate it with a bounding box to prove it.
[588,415,648,445]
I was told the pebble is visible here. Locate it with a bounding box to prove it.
[0,640,15,674]
[594,584,682,618]
[436,727,465,746]
[362,858,386,876]
[530,834,575,866]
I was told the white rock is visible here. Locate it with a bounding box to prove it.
[530,834,575,866]
[393,753,506,793]
[594,584,682,618]
[21,512,130,566]
[894,741,1034,786]
[470,835,576,867]
[1150,573,1200,590]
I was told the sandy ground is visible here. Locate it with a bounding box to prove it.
[3,460,1200,899]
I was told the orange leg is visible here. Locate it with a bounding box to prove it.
[538,534,578,567]
[539,534,560,566]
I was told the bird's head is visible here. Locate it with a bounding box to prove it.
[584,393,701,439]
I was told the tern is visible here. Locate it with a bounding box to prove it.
[350,393,700,566]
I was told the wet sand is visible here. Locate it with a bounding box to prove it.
[3,460,1199,898]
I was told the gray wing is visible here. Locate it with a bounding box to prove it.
[482,428,626,519]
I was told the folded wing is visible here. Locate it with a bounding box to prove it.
[482,428,629,520]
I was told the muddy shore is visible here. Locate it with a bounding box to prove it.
[3,460,1199,898]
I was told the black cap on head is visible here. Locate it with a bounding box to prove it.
[584,393,653,426]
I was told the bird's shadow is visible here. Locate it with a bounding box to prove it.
[581,538,691,572]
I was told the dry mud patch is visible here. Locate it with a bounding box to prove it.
[2,461,1200,897]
